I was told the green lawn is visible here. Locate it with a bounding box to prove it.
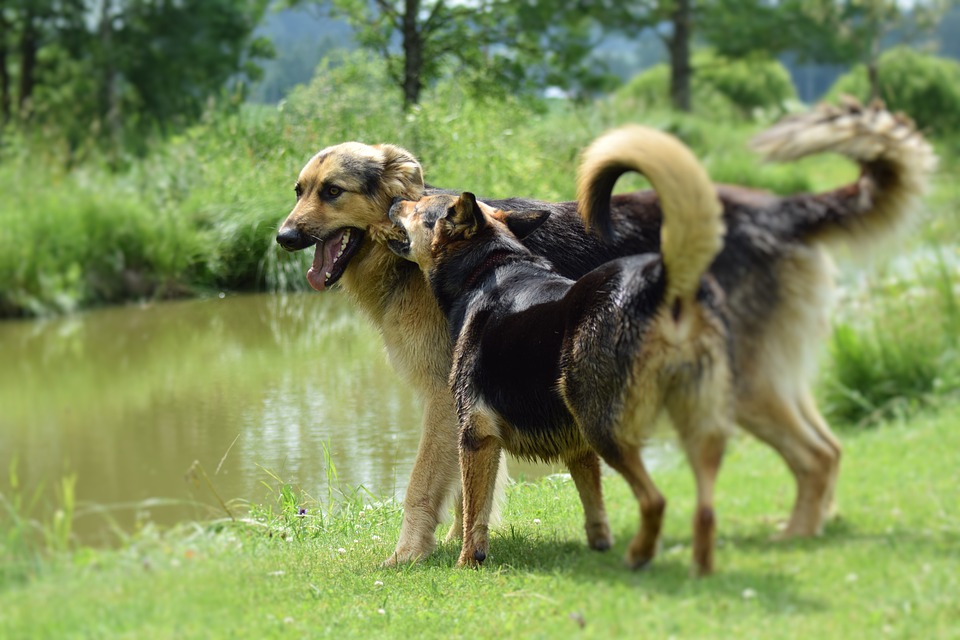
[2,404,958,639]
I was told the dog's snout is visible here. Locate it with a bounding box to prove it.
[276,226,313,251]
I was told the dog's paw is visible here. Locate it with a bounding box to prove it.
[690,560,714,578]
[624,553,654,572]
[381,537,436,567]
[457,547,486,568]
[586,522,613,552]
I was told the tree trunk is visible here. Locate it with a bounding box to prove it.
[0,27,10,124]
[401,0,423,109]
[866,32,881,102]
[99,0,122,155]
[667,0,692,112]
[667,0,693,111]
[18,11,39,118]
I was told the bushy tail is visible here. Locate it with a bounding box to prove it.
[750,97,937,247]
[577,125,724,308]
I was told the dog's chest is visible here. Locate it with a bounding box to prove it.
[457,297,585,460]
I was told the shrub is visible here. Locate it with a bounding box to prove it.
[822,252,960,427]
[615,51,796,119]
[825,47,960,134]
[696,52,797,116]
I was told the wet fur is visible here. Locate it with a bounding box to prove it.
[387,126,731,574]
[276,100,935,564]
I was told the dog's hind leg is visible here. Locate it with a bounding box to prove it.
[386,394,461,566]
[600,445,666,571]
[738,390,836,538]
[458,411,503,568]
[674,424,727,577]
[798,388,842,523]
[565,451,613,551]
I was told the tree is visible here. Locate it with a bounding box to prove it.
[0,0,272,155]
[702,0,950,101]
[287,0,653,108]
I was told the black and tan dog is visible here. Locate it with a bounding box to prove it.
[276,101,935,565]
[386,126,732,575]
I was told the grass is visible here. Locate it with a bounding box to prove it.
[1,404,959,638]
[821,249,960,426]
[4,51,934,318]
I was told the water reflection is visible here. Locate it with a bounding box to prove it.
[0,293,573,544]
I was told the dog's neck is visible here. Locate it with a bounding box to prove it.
[340,239,422,323]
[461,249,522,291]
[431,237,552,334]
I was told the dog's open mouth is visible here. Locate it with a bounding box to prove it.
[306,227,364,291]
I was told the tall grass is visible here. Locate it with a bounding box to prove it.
[1,459,77,586]
[0,51,863,318]
[823,251,960,427]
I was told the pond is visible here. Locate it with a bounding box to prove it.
[0,293,580,545]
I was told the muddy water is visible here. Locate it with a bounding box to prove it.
[0,293,573,544]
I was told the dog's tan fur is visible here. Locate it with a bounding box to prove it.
[277,100,935,564]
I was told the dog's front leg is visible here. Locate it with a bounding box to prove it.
[384,392,460,566]
[458,412,502,568]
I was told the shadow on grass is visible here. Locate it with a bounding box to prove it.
[721,516,960,559]
[403,515,959,615]
[410,529,826,614]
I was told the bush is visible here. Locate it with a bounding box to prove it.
[822,252,960,427]
[696,52,797,116]
[826,47,960,134]
[615,51,796,119]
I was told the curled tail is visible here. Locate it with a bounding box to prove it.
[751,97,937,247]
[577,125,724,309]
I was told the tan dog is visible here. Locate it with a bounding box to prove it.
[276,101,935,564]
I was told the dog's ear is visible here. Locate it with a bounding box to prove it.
[378,144,425,200]
[446,192,487,236]
[501,209,551,240]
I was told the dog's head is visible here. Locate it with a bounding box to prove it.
[387,192,550,276]
[276,142,424,291]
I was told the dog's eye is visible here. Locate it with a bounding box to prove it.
[326,186,343,198]
[294,184,302,199]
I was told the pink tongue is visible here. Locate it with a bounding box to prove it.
[306,230,347,291]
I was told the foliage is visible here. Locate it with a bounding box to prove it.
[823,252,960,427]
[615,52,796,118]
[704,0,948,63]
[702,0,950,103]
[825,47,960,134]
[0,0,272,160]
[283,0,658,106]
[3,50,957,318]
[696,53,797,116]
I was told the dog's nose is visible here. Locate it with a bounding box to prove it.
[276,226,313,251]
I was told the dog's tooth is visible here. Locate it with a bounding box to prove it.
[325,271,332,279]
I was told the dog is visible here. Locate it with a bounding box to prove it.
[386,125,732,575]
[276,100,935,565]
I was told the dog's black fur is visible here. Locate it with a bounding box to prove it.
[388,126,733,574]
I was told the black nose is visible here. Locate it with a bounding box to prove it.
[276,226,314,251]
